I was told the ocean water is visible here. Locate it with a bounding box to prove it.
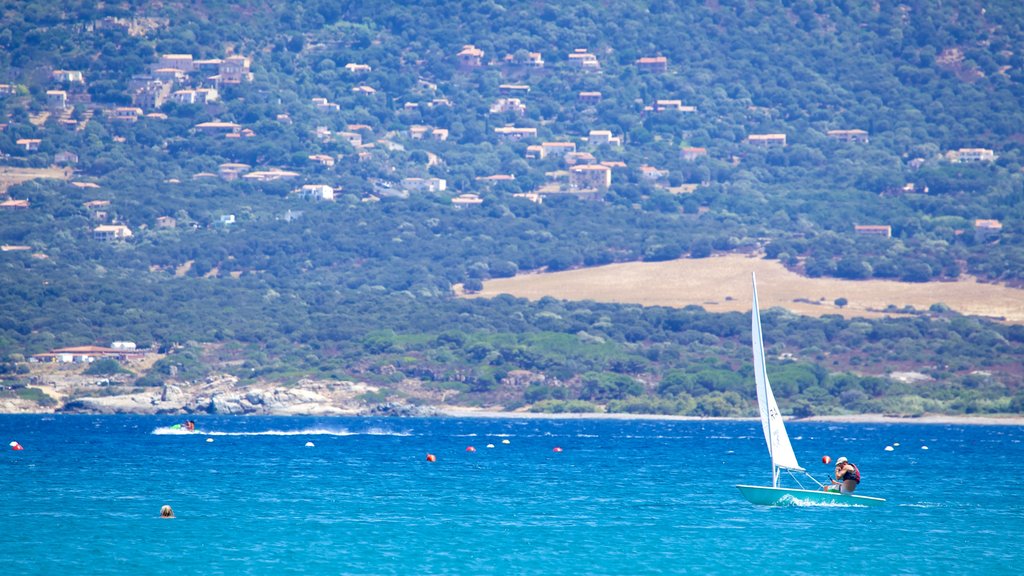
[0,415,1020,575]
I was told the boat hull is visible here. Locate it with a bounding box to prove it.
[736,485,885,507]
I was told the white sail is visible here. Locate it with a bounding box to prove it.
[751,273,802,478]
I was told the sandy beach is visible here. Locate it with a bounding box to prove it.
[439,407,1024,426]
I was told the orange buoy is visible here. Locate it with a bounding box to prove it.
[10,441,24,451]
[822,455,831,464]
[552,447,563,453]
[466,446,476,452]
[426,453,436,462]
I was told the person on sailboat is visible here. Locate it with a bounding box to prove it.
[831,457,861,493]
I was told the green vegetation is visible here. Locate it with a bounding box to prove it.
[0,1,1022,415]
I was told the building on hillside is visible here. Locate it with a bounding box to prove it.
[345,63,372,73]
[218,163,251,181]
[15,138,41,151]
[0,199,30,209]
[950,148,996,163]
[31,345,147,364]
[132,78,173,109]
[308,154,335,167]
[636,56,668,73]
[172,88,219,105]
[295,184,335,201]
[242,169,300,182]
[499,84,531,96]
[647,100,696,112]
[451,193,484,206]
[588,129,621,146]
[974,219,1002,242]
[746,133,787,148]
[157,54,194,73]
[570,164,612,191]
[490,98,526,115]
[639,165,669,182]
[578,91,602,105]
[110,107,143,122]
[681,147,708,161]
[52,70,85,83]
[494,126,537,141]
[218,55,252,84]
[93,224,133,241]
[568,49,600,70]
[854,225,892,238]
[566,152,597,166]
[46,90,68,111]
[194,121,241,134]
[401,177,447,193]
[503,51,544,68]
[155,216,176,229]
[827,129,869,143]
[55,151,79,165]
[541,141,577,158]
[457,45,485,68]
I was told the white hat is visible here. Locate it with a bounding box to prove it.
[835,456,848,464]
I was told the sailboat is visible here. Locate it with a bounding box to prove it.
[736,273,885,507]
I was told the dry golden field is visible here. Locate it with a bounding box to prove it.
[0,166,70,193]
[463,254,1024,324]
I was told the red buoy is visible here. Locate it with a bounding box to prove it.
[465,446,476,452]
[552,447,563,453]
[426,453,436,462]
[822,455,831,464]
[10,441,23,451]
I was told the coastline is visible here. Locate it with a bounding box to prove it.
[438,407,1024,426]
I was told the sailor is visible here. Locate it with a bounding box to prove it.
[832,456,861,494]
[185,420,195,432]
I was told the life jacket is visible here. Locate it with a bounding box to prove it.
[840,463,861,484]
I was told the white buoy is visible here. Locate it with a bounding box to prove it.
[206,438,214,443]
[305,441,315,447]
[8,441,16,447]
[921,446,929,450]
[502,439,510,445]
[884,445,894,451]
[893,442,900,447]
[486,444,495,449]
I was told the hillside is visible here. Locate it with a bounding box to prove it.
[1,1,1023,416]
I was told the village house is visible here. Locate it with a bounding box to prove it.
[345,63,372,73]
[512,192,543,204]
[312,96,340,112]
[308,154,335,167]
[578,91,602,105]
[0,84,18,95]
[338,131,363,147]
[451,193,484,206]
[490,98,526,115]
[52,70,85,83]
[746,133,787,148]
[193,59,223,75]
[409,125,432,140]
[46,90,68,111]
[566,152,597,166]
[951,148,996,163]
[639,165,669,182]
[647,100,696,112]
[218,163,251,181]
[295,184,335,201]
[570,164,612,191]
[110,107,143,122]
[568,49,600,70]
[854,225,892,238]
[55,151,79,165]
[218,55,252,84]
[541,141,577,158]
[457,45,485,68]
[152,68,185,82]
[352,85,376,95]
[401,177,447,193]
[172,88,219,105]
[1,245,32,252]
[525,145,545,160]
[636,56,668,73]
[504,51,544,68]
[155,216,176,229]
[476,174,516,185]
[93,224,133,241]
[194,121,241,134]
[131,79,172,109]
[157,54,194,73]
[15,138,41,151]
[219,214,236,225]
[974,219,1003,242]
[681,147,708,161]
[827,129,869,143]
[495,126,538,141]
[499,84,531,96]
[588,129,621,146]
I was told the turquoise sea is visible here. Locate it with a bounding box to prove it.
[1,415,1021,575]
